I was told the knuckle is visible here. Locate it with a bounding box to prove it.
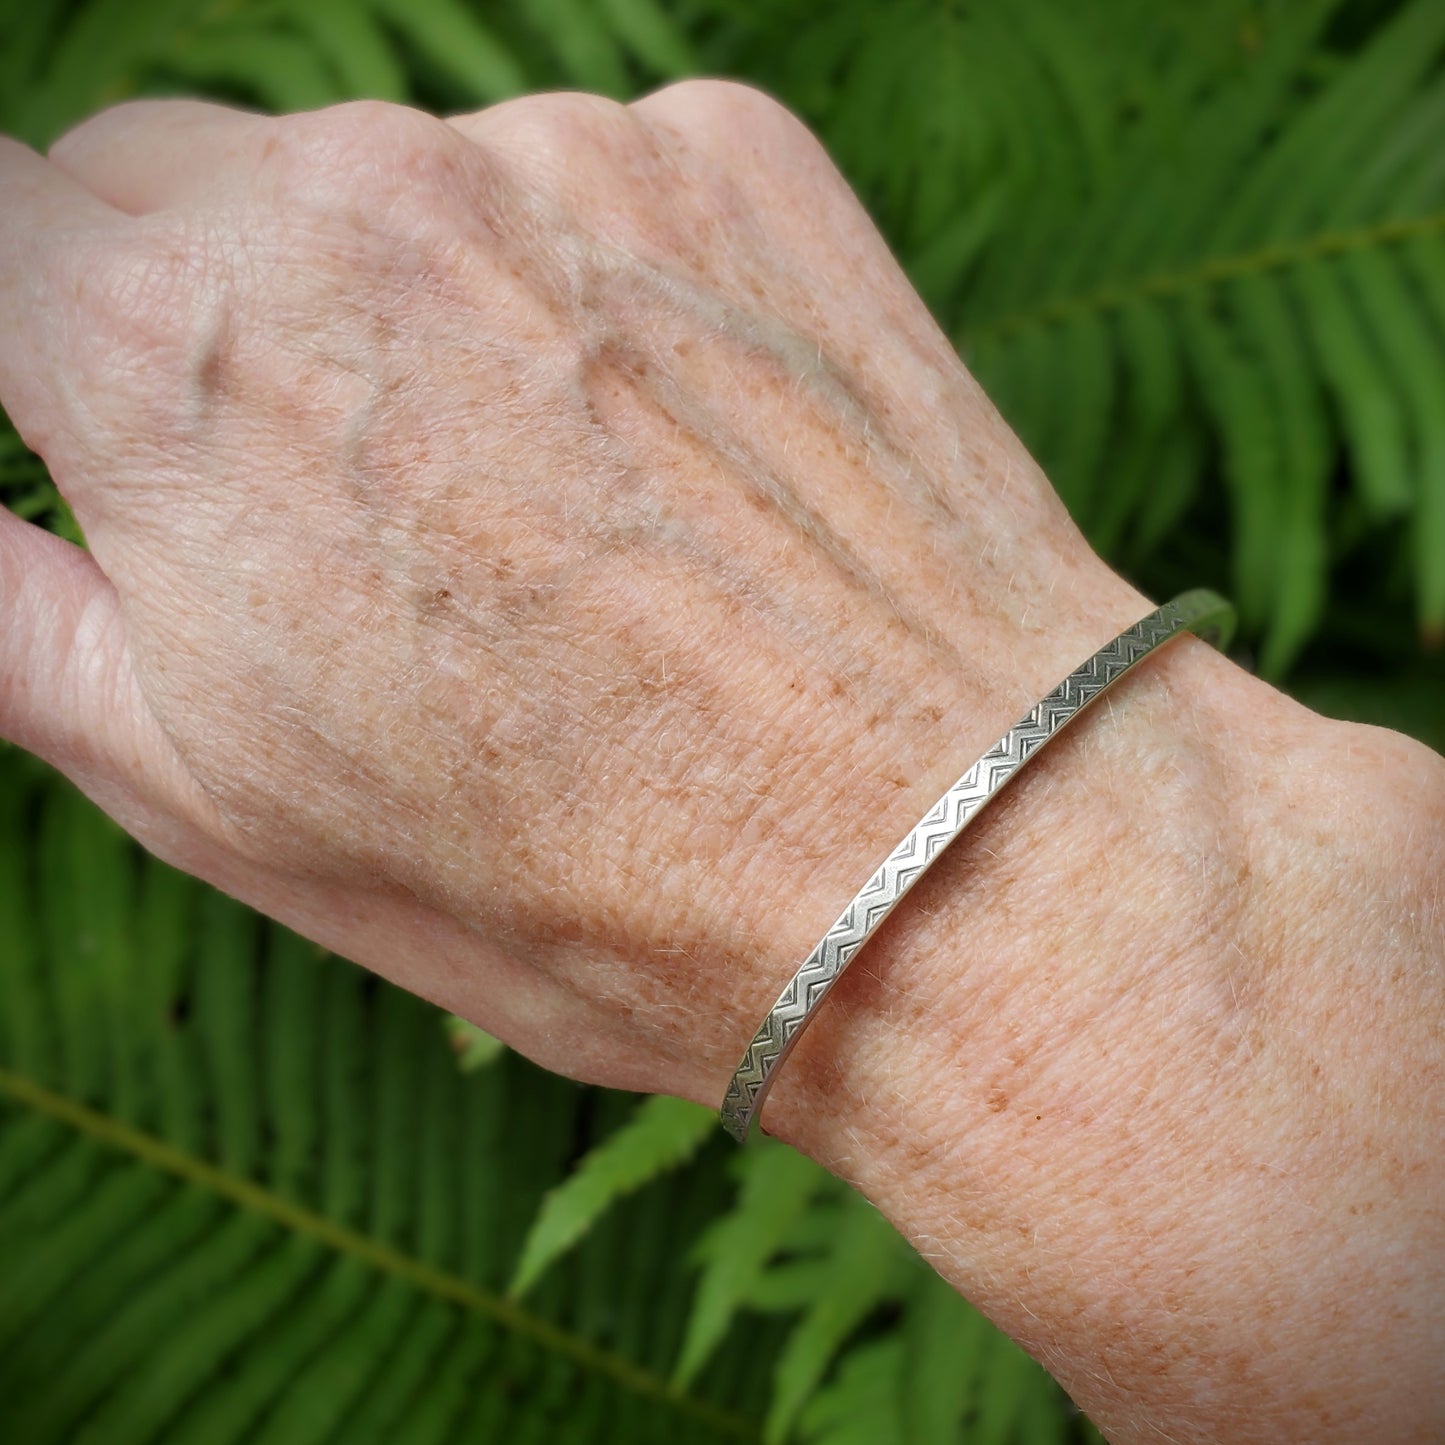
[637,78,818,152]
[262,101,469,214]
[48,99,157,166]
[472,91,641,170]
[295,97,438,154]
[54,217,227,441]
[61,217,206,370]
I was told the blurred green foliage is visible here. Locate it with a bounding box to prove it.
[1,1,1442,1442]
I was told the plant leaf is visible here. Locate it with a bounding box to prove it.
[444,1014,507,1072]
[763,1192,909,1443]
[0,756,762,1444]
[510,1093,715,1297]
[673,1139,822,1389]
[368,0,527,100]
[795,1337,905,1445]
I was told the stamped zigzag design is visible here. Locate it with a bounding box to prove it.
[719,589,1234,1142]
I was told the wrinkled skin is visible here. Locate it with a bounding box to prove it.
[2,84,1441,1445]
[0,87,1133,1099]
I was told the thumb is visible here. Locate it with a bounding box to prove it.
[0,506,213,846]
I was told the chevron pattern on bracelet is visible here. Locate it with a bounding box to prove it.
[719,592,1224,1142]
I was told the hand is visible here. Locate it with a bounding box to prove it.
[5,86,1443,1443]
[0,85,1141,1102]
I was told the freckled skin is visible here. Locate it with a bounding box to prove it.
[0,85,1440,1444]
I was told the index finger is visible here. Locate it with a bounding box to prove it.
[0,134,124,452]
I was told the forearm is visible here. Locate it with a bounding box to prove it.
[766,638,1445,1443]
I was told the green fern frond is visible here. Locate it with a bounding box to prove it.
[672,1138,824,1390]
[293,0,409,101]
[897,1267,996,1443]
[945,0,1445,669]
[0,755,765,1444]
[0,0,684,145]
[510,1093,715,1298]
[794,1337,905,1445]
[762,1192,910,1443]
[443,1013,507,1071]
[593,0,698,77]
[162,25,346,112]
[368,0,526,100]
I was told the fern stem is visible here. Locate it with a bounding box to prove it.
[965,210,1445,342]
[0,1066,760,1442]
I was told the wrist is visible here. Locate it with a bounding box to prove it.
[760,631,1444,1441]
[762,626,1248,1174]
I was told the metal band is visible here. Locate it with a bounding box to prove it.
[719,589,1235,1142]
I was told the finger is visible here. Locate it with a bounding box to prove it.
[446,90,633,152]
[0,506,211,837]
[0,137,125,454]
[445,92,653,211]
[629,79,882,267]
[629,79,829,186]
[47,99,273,214]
